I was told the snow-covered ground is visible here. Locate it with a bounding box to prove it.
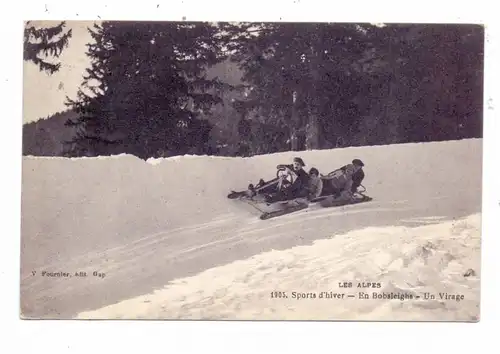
[20,139,482,321]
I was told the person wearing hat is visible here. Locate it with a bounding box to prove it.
[322,158,365,199]
[276,157,305,170]
[349,159,365,193]
[267,157,310,203]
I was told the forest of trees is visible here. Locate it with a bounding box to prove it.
[23,110,78,156]
[23,21,484,159]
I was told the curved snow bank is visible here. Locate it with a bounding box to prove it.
[21,138,482,319]
[76,213,481,321]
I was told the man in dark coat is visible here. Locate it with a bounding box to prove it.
[321,158,365,198]
[266,157,310,203]
[349,159,365,193]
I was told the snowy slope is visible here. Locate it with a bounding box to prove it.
[20,139,482,320]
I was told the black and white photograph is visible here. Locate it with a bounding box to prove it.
[20,19,484,321]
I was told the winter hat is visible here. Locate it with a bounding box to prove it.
[352,159,364,167]
[293,157,306,167]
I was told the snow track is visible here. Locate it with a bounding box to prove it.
[20,139,482,320]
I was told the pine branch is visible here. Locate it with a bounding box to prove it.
[24,21,73,75]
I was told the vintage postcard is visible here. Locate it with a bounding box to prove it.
[21,20,483,321]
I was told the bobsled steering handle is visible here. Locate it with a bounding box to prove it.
[276,166,295,185]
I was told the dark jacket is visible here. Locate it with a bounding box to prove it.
[294,168,310,192]
[277,164,310,195]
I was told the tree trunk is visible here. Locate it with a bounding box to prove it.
[290,91,299,151]
[385,39,401,144]
[306,45,320,150]
[305,114,319,150]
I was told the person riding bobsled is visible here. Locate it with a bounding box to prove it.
[307,167,323,200]
[346,159,365,194]
[321,159,365,199]
[264,157,310,203]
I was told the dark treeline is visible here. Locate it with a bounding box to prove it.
[23,110,78,156]
[23,21,484,159]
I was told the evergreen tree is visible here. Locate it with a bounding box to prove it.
[225,22,483,154]
[64,21,227,159]
[357,23,484,144]
[24,21,72,74]
[224,22,370,153]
